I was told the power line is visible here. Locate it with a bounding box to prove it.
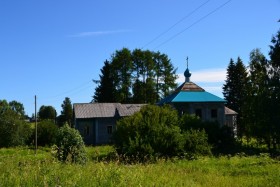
[153,0,232,50]
[47,80,92,99]
[141,0,211,49]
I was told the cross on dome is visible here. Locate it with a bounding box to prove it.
[184,56,191,82]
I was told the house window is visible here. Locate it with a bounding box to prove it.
[195,109,202,118]
[211,109,218,118]
[107,126,113,134]
[84,125,90,136]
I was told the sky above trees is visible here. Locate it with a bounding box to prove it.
[0,0,279,115]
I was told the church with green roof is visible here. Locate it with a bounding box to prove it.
[158,62,237,128]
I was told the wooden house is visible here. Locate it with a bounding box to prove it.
[73,103,145,145]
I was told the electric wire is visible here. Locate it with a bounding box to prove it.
[40,80,93,103]
[153,0,232,50]
[141,0,211,49]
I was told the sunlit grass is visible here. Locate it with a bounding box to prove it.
[0,146,279,186]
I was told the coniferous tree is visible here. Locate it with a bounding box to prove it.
[93,60,116,103]
[223,59,236,110]
[268,29,280,149]
[61,97,73,127]
[223,58,248,137]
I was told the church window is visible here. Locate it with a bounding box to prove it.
[211,109,218,118]
[195,109,202,118]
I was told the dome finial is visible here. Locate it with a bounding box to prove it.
[184,56,191,82]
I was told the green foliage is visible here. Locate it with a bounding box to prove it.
[223,58,248,137]
[35,120,58,146]
[53,124,87,164]
[267,29,280,151]
[223,29,280,151]
[0,110,32,147]
[93,48,177,103]
[183,129,212,159]
[243,49,271,144]
[93,60,117,103]
[60,97,73,127]
[180,114,236,154]
[0,100,25,119]
[38,105,57,121]
[114,105,184,158]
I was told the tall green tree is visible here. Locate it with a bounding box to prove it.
[93,60,117,103]
[223,59,236,110]
[61,97,73,127]
[93,48,178,104]
[155,52,178,98]
[0,100,10,114]
[8,100,25,118]
[223,57,248,137]
[0,100,25,118]
[243,49,269,141]
[131,49,156,103]
[268,29,280,149]
[38,105,57,121]
[111,48,133,103]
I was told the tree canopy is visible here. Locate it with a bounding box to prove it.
[223,57,248,137]
[93,48,178,104]
[60,97,73,127]
[223,29,280,151]
[38,105,57,121]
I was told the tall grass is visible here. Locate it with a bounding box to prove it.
[0,146,279,186]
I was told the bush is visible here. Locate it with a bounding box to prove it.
[0,110,32,147]
[183,129,212,159]
[114,105,184,159]
[180,114,237,154]
[53,124,87,164]
[35,120,58,146]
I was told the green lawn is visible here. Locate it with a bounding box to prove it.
[0,146,279,187]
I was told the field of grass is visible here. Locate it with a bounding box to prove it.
[0,146,279,187]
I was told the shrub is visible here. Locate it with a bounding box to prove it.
[180,114,236,154]
[53,124,87,164]
[183,129,212,159]
[0,110,32,147]
[35,120,58,146]
[114,105,184,159]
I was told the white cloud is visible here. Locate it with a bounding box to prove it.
[68,30,131,37]
[177,68,226,83]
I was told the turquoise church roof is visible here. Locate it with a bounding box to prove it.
[159,62,225,104]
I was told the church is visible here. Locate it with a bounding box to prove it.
[73,61,237,145]
[158,62,237,128]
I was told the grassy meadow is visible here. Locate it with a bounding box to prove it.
[0,146,279,187]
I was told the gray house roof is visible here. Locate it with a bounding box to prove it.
[74,103,146,119]
[225,106,238,115]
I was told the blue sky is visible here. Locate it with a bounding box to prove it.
[1,0,279,116]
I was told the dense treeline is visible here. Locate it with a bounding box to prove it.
[223,29,280,152]
[93,48,178,104]
[0,97,74,148]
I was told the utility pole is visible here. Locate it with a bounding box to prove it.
[35,95,37,155]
